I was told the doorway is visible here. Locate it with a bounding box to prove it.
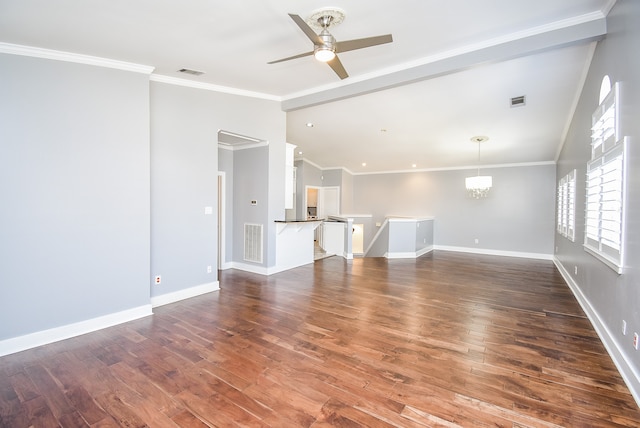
[305,185,340,219]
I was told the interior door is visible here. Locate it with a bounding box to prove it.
[320,186,340,218]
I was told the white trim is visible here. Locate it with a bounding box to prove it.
[151,282,219,308]
[553,257,640,408]
[0,42,154,74]
[386,251,418,259]
[434,245,553,260]
[352,161,556,176]
[150,74,280,101]
[556,42,598,162]
[230,261,323,276]
[219,261,234,270]
[364,218,389,256]
[386,245,434,259]
[218,171,226,271]
[218,141,269,151]
[387,216,435,222]
[230,261,270,275]
[417,246,434,258]
[303,159,555,176]
[0,305,152,357]
[298,157,331,173]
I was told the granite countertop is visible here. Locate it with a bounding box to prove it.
[274,218,323,223]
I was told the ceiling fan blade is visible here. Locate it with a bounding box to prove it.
[327,55,348,80]
[288,13,323,45]
[267,51,313,64]
[336,34,393,53]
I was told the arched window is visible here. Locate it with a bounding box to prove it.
[599,75,611,104]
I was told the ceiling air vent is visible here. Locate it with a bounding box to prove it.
[178,68,205,76]
[510,95,526,108]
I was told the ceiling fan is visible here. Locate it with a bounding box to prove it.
[268,8,393,80]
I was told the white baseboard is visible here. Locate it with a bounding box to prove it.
[230,261,320,276]
[219,261,234,270]
[386,251,416,259]
[435,245,553,260]
[230,261,270,275]
[151,281,220,308]
[0,305,152,357]
[553,258,640,408]
[417,245,434,257]
[386,246,434,259]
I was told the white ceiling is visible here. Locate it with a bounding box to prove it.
[0,0,614,173]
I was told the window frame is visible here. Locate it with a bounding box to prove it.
[557,169,576,241]
[584,81,626,274]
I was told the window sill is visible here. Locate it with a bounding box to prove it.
[583,245,623,274]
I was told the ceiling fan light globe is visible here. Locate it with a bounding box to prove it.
[314,47,335,62]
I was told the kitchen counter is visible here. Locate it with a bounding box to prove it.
[274,218,322,223]
[272,218,322,274]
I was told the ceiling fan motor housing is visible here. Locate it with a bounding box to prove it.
[317,30,336,50]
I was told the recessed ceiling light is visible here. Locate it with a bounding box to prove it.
[306,122,314,127]
[298,150,303,155]
[412,164,417,168]
[362,162,367,167]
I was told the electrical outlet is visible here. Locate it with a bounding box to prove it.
[574,266,578,275]
[154,275,161,285]
[474,238,479,244]
[207,265,212,273]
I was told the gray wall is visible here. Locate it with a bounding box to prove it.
[341,170,354,214]
[0,53,286,347]
[354,164,556,256]
[150,82,285,281]
[0,54,151,339]
[555,0,640,397]
[232,146,269,264]
[294,159,323,219]
[321,168,354,213]
[150,83,219,297]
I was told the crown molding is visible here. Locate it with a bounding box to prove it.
[150,74,280,102]
[0,42,154,74]
[351,161,557,176]
[218,141,269,151]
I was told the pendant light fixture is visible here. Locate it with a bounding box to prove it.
[465,136,492,198]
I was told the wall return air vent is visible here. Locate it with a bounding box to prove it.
[178,68,205,76]
[244,223,263,263]
[510,95,526,107]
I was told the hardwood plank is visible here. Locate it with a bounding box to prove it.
[1,251,639,426]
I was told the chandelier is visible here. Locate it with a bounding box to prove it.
[465,136,492,198]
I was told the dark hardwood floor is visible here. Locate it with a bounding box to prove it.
[1,251,639,427]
